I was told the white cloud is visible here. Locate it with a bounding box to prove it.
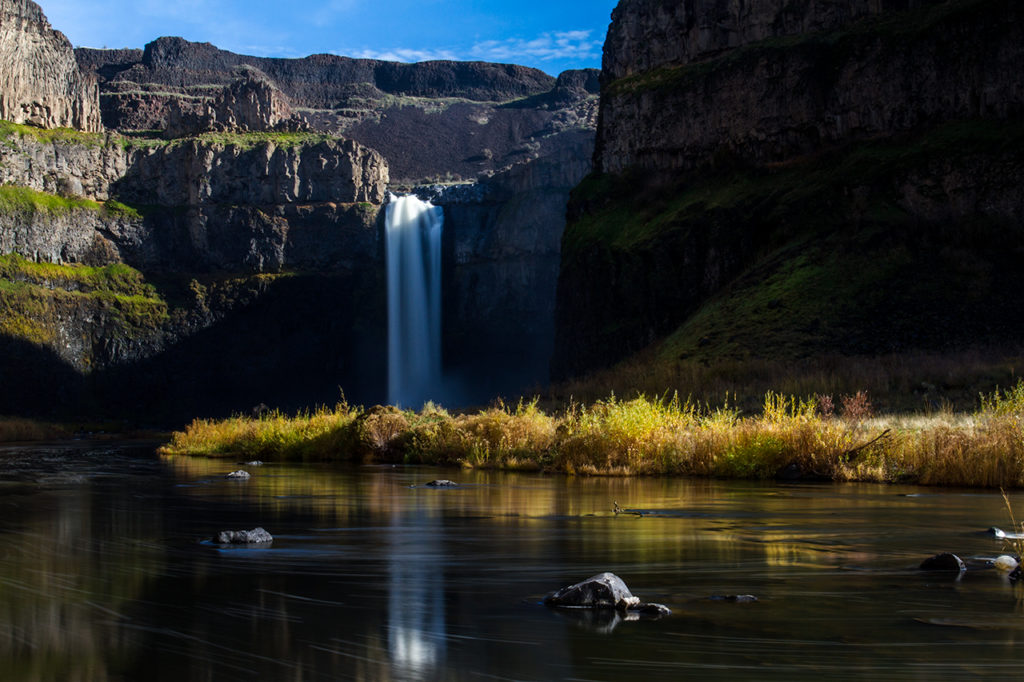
[340,29,600,66]
[469,30,601,63]
[312,0,359,27]
[347,47,459,63]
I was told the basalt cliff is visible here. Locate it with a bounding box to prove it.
[0,0,596,421]
[553,0,1024,378]
[0,0,101,131]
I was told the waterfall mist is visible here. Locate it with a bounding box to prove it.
[386,194,444,408]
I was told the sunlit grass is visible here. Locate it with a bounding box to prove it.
[159,381,1024,488]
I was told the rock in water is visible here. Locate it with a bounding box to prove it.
[226,470,251,480]
[545,572,639,610]
[711,594,759,603]
[994,555,1019,572]
[920,553,966,573]
[425,480,458,487]
[544,572,670,616]
[217,527,273,545]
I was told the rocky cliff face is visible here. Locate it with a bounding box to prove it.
[165,70,303,138]
[602,0,928,80]
[555,0,1024,378]
[76,38,599,182]
[0,1,594,418]
[415,132,594,400]
[0,0,101,131]
[0,125,387,272]
[0,119,389,421]
[596,0,1024,175]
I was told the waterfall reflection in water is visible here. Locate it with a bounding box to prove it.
[2,444,1024,680]
[388,507,446,679]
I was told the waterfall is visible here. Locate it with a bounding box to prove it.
[386,194,444,408]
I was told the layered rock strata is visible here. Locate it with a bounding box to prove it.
[0,0,101,131]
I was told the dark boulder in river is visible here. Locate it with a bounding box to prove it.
[425,480,458,487]
[544,572,671,616]
[920,553,966,573]
[217,527,273,545]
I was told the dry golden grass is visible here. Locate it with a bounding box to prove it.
[158,381,1024,488]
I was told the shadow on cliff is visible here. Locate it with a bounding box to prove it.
[91,273,387,426]
[0,273,386,427]
[0,336,88,417]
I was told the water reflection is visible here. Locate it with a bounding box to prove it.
[3,446,1024,680]
[388,506,446,679]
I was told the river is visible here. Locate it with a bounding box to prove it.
[1,441,1022,680]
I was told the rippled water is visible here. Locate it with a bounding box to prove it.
[2,442,1024,680]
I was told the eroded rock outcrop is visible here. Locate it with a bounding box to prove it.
[166,69,306,138]
[0,0,101,131]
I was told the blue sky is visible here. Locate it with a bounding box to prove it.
[40,0,619,75]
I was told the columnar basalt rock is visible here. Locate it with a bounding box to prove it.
[0,0,102,131]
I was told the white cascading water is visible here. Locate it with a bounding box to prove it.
[386,194,444,407]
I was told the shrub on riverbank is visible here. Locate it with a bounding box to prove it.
[158,380,1024,488]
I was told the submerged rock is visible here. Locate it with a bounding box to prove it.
[710,594,759,603]
[987,527,1007,539]
[543,572,670,616]
[425,480,458,487]
[920,553,966,573]
[226,470,251,480]
[217,527,273,545]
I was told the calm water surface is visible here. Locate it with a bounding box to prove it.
[2,442,1024,680]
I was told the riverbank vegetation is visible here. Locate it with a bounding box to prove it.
[159,379,1024,488]
[0,416,70,442]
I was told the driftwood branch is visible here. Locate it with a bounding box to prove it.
[842,429,892,460]
[612,501,644,517]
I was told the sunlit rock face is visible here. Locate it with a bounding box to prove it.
[165,70,300,138]
[0,0,101,131]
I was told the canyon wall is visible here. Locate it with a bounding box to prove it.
[75,38,599,183]
[596,0,1024,175]
[555,0,1024,378]
[420,132,594,400]
[0,0,595,418]
[0,0,101,131]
